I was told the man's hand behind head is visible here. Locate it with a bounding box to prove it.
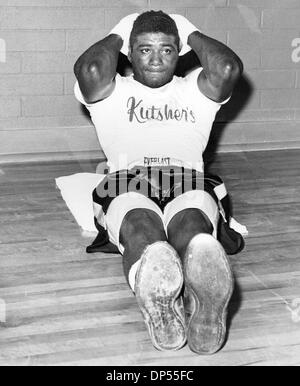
[170,14,200,56]
[109,13,140,56]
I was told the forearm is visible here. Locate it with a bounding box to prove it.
[74,34,123,102]
[188,31,243,87]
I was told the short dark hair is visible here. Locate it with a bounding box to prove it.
[129,11,180,50]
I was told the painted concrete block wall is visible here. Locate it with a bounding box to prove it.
[0,0,299,161]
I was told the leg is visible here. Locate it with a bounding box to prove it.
[167,208,213,259]
[106,196,185,351]
[165,191,234,355]
[120,208,167,282]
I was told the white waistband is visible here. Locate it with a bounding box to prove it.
[128,157,203,172]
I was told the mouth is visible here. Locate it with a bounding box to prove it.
[146,71,165,78]
[146,68,165,73]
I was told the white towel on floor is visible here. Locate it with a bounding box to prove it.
[56,173,105,233]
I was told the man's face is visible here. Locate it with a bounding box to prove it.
[128,32,179,88]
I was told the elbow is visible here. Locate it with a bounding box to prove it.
[221,58,243,82]
[86,62,101,78]
[231,56,244,79]
[73,57,81,79]
[74,58,100,81]
[73,59,112,104]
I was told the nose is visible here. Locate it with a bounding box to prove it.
[149,51,163,66]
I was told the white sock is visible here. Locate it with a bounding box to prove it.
[128,259,141,292]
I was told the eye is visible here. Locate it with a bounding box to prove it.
[141,48,150,54]
[162,48,173,55]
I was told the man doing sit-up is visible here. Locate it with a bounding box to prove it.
[74,11,243,355]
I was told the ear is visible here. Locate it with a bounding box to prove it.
[127,46,132,63]
[179,40,183,54]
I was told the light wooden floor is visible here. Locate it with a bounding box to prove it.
[0,150,299,366]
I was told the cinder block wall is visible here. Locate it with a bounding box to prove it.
[0,0,299,162]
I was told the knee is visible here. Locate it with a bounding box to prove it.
[167,208,214,257]
[169,208,214,237]
[187,208,214,234]
[120,209,166,246]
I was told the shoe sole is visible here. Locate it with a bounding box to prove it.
[135,242,186,351]
[184,234,234,355]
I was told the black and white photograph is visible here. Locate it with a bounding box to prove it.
[0,0,299,368]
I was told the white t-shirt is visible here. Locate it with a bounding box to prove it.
[74,68,228,173]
